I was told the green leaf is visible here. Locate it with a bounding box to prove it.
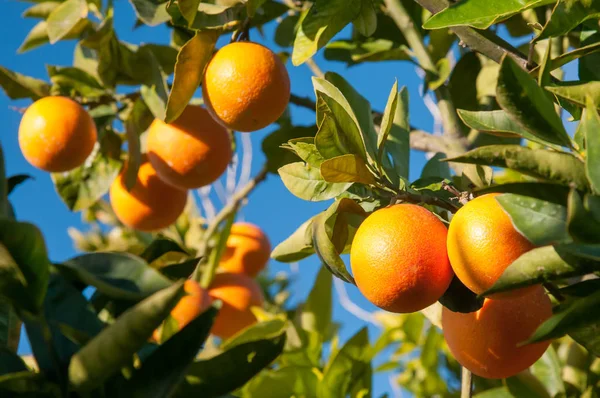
[46,0,88,44]
[567,190,600,243]
[421,153,451,179]
[123,98,153,190]
[275,14,300,47]
[457,109,557,146]
[496,55,572,148]
[0,350,27,376]
[57,252,173,300]
[263,125,317,173]
[0,143,7,220]
[140,51,168,121]
[183,331,286,397]
[312,198,366,284]
[497,193,569,246]
[0,66,50,100]
[6,175,32,196]
[506,372,551,398]
[448,52,481,113]
[530,346,565,397]
[301,266,332,339]
[428,58,451,91]
[0,371,61,396]
[475,182,570,204]
[446,145,589,190]
[526,288,600,344]
[0,220,49,315]
[353,0,377,37]
[278,162,352,202]
[439,275,483,313]
[287,139,325,168]
[165,30,218,123]
[292,0,362,65]
[320,327,370,397]
[51,146,122,212]
[129,0,171,26]
[423,0,554,30]
[386,86,410,179]
[579,32,600,81]
[313,76,368,161]
[483,245,600,296]
[68,281,185,392]
[0,300,21,354]
[246,0,268,17]
[377,80,399,168]
[324,39,411,66]
[121,306,218,398]
[18,21,51,53]
[23,2,61,19]
[545,81,600,111]
[536,0,600,41]
[583,97,600,193]
[47,65,106,97]
[244,366,320,397]
[474,387,513,398]
[271,218,316,263]
[320,154,376,185]
[141,238,187,263]
[24,273,104,372]
[420,326,442,370]
[177,0,201,25]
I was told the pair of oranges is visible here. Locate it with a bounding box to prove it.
[18,41,290,233]
[350,193,553,379]
[154,222,271,342]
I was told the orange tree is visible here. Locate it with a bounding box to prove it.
[1,0,600,397]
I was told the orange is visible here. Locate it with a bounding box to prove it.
[350,204,453,313]
[442,285,552,379]
[447,193,536,297]
[109,159,187,232]
[18,96,97,172]
[147,105,232,190]
[153,280,211,342]
[202,42,290,132]
[208,272,264,339]
[219,222,271,277]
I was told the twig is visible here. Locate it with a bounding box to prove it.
[334,277,381,326]
[231,17,252,42]
[527,40,537,70]
[461,367,473,398]
[393,191,460,213]
[194,164,269,286]
[306,58,325,78]
[197,186,217,221]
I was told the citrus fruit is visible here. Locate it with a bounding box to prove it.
[219,222,271,277]
[153,280,211,342]
[447,193,536,297]
[147,105,232,190]
[109,159,187,232]
[202,42,290,132]
[442,285,552,379]
[350,204,453,313]
[208,272,264,339]
[18,96,97,172]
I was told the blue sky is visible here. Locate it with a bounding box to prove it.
[1,1,579,396]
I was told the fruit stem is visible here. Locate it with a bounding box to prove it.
[461,367,473,398]
[231,17,252,42]
[193,163,269,287]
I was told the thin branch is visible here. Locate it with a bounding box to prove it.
[393,190,460,213]
[194,164,269,286]
[414,0,529,69]
[306,58,325,78]
[461,368,473,398]
[334,277,381,327]
[197,186,217,221]
[236,132,253,192]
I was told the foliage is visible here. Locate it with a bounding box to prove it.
[1,0,600,396]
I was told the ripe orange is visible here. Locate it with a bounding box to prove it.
[147,105,232,190]
[350,204,454,313]
[442,285,552,379]
[208,272,264,339]
[109,159,187,232]
[447,193,536,297]
[18,96,97,172]
[202,42,290,132]
[153,280,211,342]
[219,222,271,277]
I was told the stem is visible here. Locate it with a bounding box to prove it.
[384,0,463,139]
[461,367,473,398]
[306,58,325,78]
[193,164,269,287]
[394,191,460,213]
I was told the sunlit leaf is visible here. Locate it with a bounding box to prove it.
[271,217,316,263]
[278,162,352,202]
[301,266,332,339]
[583,96,600,193]
[46,0,88,44]
[536,0,600,41]
[0,66,50,100]
[320,154,376,185]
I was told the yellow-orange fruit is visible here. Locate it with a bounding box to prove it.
[350,204,453,313]
[109,159,187,232]
[208,273,264,339]
[18,96,97,172]
[153,280,211,342]
[202,42,290,132]
[442,286,553,379]
[447,193,536,297]
[219,222,271,277]
[147,105,232,190]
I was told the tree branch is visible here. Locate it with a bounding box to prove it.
[414,0,529,69]
[461,367,473,398]
[194,164,269,286]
